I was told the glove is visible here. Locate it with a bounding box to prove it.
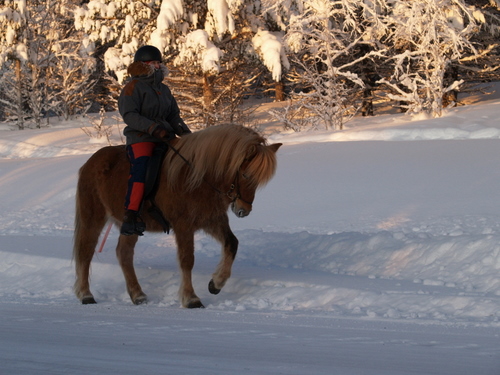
[173,119,192,136]
[180,123,192,135]
[152,122,174,140]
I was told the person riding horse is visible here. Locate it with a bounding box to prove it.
[118,45,191,236]
[73,124,281,307]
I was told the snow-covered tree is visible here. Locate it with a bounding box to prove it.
[378,0,485,117]
[267,0,386,130]
[458,1,500,87]
[251,30,290,100]
[74,0,203,83]
[74,0,295,108]
[173,28,222,119]
[0,1,97,128]
[269,0,488,125]
[0,0,28,129]
[50,43,97,121]
[68,0,494,126]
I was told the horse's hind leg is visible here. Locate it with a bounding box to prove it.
[116,234,147,305]
[73,192,107,304]
[206,217,238,295]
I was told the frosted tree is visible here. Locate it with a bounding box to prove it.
[268,0,386,130]
[74,0,296,111]
[74,0,201,83]
[271,0,488,123]
[50,43,97,121]
[24,0,80,128]
[378,0,485,117]
[251,30,290,101]
[250,0,305,99]
[0,0,28,129]
[173,28,222,122]
[457,1,500,87]
[0,1,96,128]
[75,0,218,123]
[49,2,98,122]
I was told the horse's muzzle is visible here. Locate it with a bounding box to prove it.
[231,201,251,218]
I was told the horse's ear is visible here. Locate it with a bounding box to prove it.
[268,143,282,153]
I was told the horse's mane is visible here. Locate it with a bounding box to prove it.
[164,124,278,191]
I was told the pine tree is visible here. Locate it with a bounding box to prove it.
[0,0,28,129]
[73,0,295,126]
[0,1,97,128]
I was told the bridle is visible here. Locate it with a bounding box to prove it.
[226,169,254,206]
[167,141,253,206]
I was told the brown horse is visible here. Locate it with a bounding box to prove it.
[73,124,282,308]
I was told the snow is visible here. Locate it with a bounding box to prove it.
[252,30,289,81]
[1,88,500,373]
[176,29,222,74]
[206,0,235,38]
[156,0,184,30]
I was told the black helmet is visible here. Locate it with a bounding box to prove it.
[134,45,162,62]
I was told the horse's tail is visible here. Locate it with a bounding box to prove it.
[72,171,84,263]
[72,160,107,301]
[73,166,90,299]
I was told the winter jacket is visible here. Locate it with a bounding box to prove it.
[118,61,191,145]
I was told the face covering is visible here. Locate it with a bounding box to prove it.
[153,67,164,85]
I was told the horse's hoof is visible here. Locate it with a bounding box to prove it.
[208,279,221,295]
[133,295,148,305]
[186,300,205,309]
[82,296,97,305]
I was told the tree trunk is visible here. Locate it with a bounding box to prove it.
[16,59,24,130]
[275,80,285,102]
[443,65,459,108]
[361,88,374,116]
[203,73,215,126]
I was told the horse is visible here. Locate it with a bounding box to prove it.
[73,124,282,308]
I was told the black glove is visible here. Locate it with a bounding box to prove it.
[170,118,191,136]
[152,122,174,140]
[179,122,192,135]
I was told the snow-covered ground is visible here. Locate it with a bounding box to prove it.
[1,88,500,374]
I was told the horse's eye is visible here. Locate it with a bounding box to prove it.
[242,173,250,180]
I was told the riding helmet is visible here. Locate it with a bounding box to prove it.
[134,45,162,62]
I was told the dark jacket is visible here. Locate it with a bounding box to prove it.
[118,62,190,145]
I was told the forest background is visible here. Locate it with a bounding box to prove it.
[1,0,500,131]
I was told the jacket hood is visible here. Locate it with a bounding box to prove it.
[127,61,169,78]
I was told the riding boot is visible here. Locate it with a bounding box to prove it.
[120,210,146,236]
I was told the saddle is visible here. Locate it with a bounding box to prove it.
[142,142,171,233]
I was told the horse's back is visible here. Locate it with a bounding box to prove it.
[80,145,126,175]
[77,145,129,216]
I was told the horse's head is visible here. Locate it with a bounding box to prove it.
[229,142,282,218]
[164,125,282,218]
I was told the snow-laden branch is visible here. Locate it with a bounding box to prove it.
[175,29,222,74]
[252,30,290,82]
[206,0,236,38]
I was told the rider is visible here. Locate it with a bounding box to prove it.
[118,45,191,236]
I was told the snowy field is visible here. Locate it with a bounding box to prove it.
[1,88,500,374]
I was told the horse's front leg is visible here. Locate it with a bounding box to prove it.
[206,218,239,295]
[116,234,147,305]
[175,228,204,308]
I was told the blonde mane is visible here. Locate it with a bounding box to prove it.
[164,125,277,191]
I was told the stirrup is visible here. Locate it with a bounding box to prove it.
[120,221,145,236]
[121,211,146,236]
